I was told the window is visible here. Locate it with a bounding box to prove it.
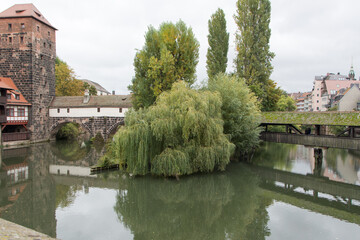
[67,108,70,113]
[57,108,60,113]
[119,108,122,113]
[43,42,46,48]
[336,84,340,88]
[49,44,52,49]
[9,37,12,43]
[40,94,42,99]
[317,94,319,97]
[7,94,11,100]
[7,108,14,116]
[48,31,50,37]
[21,23,25,29]
[39,108,42,113]
[41,55,44,60]
[15,94,20,100]
[37,26,40,32]
[317,100,319,103]
[8,23,12,30]
[316,107,319,110]
[20,36,24,43]
[18,108,25,117]
[97,108,100,112]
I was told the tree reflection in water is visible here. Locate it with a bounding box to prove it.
[114,163,271,240]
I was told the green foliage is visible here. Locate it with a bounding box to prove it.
[55,57,84,96]
[235,0,276,111]
[208,73,261,157]
[206,8,229,79]
[108,81,235,176]
[56,123,79,141]
[276,94,296,111]
[129,20,200,109]
[261,111,360,126]
[83,82,98,96]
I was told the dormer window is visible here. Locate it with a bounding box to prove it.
[15,94,20,100]
[7,94,11,100]
[16,10,25,13]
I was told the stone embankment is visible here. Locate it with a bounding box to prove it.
[0,219,58,240]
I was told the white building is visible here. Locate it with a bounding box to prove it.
[49,94,132,118]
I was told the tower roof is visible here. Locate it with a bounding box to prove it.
[0,4,56,30]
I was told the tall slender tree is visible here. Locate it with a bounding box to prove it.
[234,0,276,111]
[129,20,200,109]
[206,8,229,79]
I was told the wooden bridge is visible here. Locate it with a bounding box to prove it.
[260,111,360,150]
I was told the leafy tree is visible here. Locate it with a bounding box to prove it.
[276,94,296,111]
[55,57,84,96]
[206,8,229,79]
[208,73,261,158]
[129,21,200,109]
[234,0,276,110]
[83,82,97,96]
[106,81,235,177]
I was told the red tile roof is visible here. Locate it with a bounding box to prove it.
[0,4,56,30]
[0,77,31,106]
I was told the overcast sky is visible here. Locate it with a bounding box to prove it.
[2,0,360,94]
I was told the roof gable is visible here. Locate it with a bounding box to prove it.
[0,77,30,106]
[0,4,56,30]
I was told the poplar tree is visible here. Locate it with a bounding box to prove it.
[206,8,229,79]
[129,21,200,109]
[234,0,276,111]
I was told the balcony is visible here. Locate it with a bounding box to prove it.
[2,132,30,142]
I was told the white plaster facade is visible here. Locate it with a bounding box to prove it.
[6,105,29,122]
[49,107,128,118]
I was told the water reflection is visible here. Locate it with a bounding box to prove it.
[114,165,270,240]
[253,142,360,185]
[0,142,359,239]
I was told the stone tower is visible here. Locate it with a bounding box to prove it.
[0,4,56,141]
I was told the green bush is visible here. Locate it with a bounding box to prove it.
[56,123,79,140]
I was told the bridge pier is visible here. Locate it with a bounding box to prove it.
[313,148,323,176]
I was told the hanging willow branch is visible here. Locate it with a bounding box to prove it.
[109,81,235,177]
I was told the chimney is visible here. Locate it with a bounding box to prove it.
[83,89,90,103]
[112,90,115,95]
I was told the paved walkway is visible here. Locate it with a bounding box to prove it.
[0,219,58,240]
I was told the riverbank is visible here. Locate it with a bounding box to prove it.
[0,218,58,240]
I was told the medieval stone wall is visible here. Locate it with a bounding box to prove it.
[49,116,124,140]
[0,17,56,141]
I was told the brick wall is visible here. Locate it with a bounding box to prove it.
[0,17,56,140]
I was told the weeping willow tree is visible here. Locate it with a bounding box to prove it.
[107,81,235,177]
[208,73,261,158]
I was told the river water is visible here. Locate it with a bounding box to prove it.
[0,141,359,240]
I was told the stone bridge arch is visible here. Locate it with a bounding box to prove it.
[106,118,125,138]
[49,117,125,141]
[49,119,92,140]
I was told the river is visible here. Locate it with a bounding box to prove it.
[0,141,359,239]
